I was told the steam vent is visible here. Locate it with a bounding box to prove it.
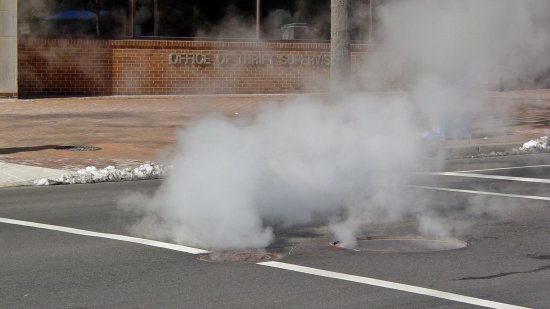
[199,251,285,263]
[332,237,468,253]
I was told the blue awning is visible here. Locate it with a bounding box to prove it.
[46,10,108,20]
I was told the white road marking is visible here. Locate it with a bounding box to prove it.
[0,217,210,254]
[408,185,550,201]
[426,172,550,184]
[258,261,530,309]
[451,164,550,173]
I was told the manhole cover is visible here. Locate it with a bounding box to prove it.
[332,237,467,253]
[55,146,102,151]
[198,251,284,263]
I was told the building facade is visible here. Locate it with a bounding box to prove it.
[5,0,376,98]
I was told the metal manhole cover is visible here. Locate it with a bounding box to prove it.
[198,251,285,263]
[55,146,102,151]
[331,237,467,253]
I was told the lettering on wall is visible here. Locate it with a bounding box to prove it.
[168,53,331,66]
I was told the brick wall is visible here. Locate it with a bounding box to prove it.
[18,38,368,97]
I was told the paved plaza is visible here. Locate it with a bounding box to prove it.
[0,90,549,187]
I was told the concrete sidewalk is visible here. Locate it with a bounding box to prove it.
[0,91,548,187]
[0,162,68,187]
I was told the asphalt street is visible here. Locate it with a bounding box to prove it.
[1,153,550,308]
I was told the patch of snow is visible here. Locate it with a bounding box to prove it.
[34,163,165,186]
[34,178,52,186]
[447,136,550,159]
[520,136,550,151]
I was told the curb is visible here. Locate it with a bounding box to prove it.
[441,143,523,158]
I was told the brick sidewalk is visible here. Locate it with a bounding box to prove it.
[0,94,295,170]
[439,89,550,152]
[0,91,548,171]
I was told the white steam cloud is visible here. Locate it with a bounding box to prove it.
[120,0,550,250]
[122,95,425,249]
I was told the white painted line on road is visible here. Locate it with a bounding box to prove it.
[258,261,530,309]
[408,185,550,201]
[451,164,550,173]
[425,172,550,184]
[0,217,210,255]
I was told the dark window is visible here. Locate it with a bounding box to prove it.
[19,0,129,38]
[261,0,330,40]
[18,0,374,41]
[134,0,256,38]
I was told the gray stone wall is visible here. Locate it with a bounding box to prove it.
[0,0,17,97]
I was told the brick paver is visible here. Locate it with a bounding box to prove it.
[0,94,294,170]
[0,91,548,171]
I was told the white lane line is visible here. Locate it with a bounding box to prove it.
[407,185,550,201]
[0,217,210,254]
[258,261,530,309]
[451,164,550,173]
[425,172,550,184]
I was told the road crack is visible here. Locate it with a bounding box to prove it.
[458,264,550,280]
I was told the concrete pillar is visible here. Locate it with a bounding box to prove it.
[330,0,351,92]
[127,0,135,37]
[0,0,17,98]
